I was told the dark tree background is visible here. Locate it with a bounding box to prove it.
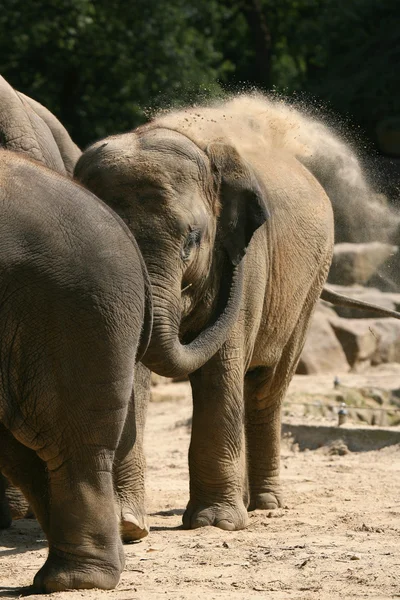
[0,0,398,151]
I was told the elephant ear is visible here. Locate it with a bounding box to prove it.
[206,142,269,266]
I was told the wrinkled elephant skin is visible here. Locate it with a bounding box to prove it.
[75,95,338,531]
[0,74,81,175]
[0,149,151,591]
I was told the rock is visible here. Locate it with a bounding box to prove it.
[358,387,389,405]
[328,242,398,286]
[368,250,400,292]
[392,388,400,404]
[330,318,378,371]
[328,441,349,456]
[315,302,339,318]
[297,311,350,374]
[370,319,400,365]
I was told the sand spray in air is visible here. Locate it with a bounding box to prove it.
[153,91,400,244]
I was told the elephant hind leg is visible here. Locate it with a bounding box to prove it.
[245,366,285,511]
[28,392,128,593]
[5,366,134,592]
[245,307,317,512]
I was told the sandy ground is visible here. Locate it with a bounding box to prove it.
[1,370,400,600]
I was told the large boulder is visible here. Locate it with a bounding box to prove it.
[328,242,398,286]
[297,308,350,374]
[370,319,400,365]
[299,306,400,373]
[330,318,378,371]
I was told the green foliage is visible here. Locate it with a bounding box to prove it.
[302,0,400,139]
[219,0,399,145]
[0,0,232,146]
[0,0,396,149]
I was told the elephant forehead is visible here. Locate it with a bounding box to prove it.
[120,154,207,216]
[123,170,210,236]
[127,169,209,229]
[137,129,209,181]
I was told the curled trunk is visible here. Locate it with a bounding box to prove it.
[142,260,244,378]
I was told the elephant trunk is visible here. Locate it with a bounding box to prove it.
[142,260,243,378]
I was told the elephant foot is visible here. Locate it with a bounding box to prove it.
[183,499,248,531]
[33,546,123,592]
[248,489,284,511]
[120,510,149,542]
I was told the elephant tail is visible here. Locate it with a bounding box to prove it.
[321,286,400,320]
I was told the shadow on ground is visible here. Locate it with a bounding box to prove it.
[0,519,46,557]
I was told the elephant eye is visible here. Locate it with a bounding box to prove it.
[181,228,201,262]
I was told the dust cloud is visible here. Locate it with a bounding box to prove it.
[155,93,400,244]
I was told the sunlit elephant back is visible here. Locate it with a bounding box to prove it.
[0,74,81,175]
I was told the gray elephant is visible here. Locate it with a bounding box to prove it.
[75,94,400,532]
[0,74,83,531]
[0,74,81,175]
[0,148,151,591]
[0,73,87,531]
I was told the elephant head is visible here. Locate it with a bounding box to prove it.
[75,126,269,378]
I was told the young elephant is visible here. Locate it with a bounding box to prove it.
[0,149,151,591]
[76,94,400,532]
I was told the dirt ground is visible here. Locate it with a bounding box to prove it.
[1,369,400,600]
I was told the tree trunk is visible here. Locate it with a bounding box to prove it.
[241,0,272,90]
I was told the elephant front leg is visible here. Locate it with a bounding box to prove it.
[245,368,284,511]
[183,350,248,531]
[114,363,150,542]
